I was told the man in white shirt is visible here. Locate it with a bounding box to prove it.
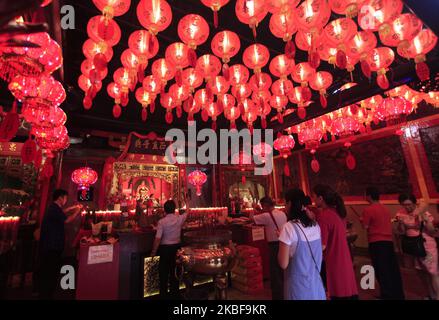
[151,200,187,299]
[250,196,287,300]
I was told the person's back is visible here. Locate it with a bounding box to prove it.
[40,202,67,254]
[362,203,393,243]
[280,221,325,300]
[157,213,186,245]
[253,209,287,242]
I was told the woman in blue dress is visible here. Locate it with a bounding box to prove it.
[278,188,326,300]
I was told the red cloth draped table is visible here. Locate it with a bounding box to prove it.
[76,242,120,300]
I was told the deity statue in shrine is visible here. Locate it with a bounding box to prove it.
[136,182,150,201]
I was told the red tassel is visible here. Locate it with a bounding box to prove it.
[141,108,147,121]
[188,112,194,122]
[211,120,217,131]
[188,48,197,68]
[311,158,320,173]
[320,94,327,108]
[261,117,267,129]
[222,64,230,82]
[213,10,218,28]
[298,107,306,119]
[148,34,157,56]
[346,152,356,170]
[336,49,347,69]
[284,161,290,177]
[308,51,320,69]
[361,60,371,79]
[121,92,129,107]
[377,73,389,89]
[98,20,114,42]
[150,100,155,113]
[201,109,209,122]
[113,104,121,118]
[83,96,92,110]
[416,62,430,81]
[175,69,183,86]
[93,53,107,71]
[285,40,296,60]
[302,86,312,102]
[242,175,246,185]
[176,105,182,118]
[230,121,236,130]
[165,111,173,124]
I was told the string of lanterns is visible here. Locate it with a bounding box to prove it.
[77,0,436,132]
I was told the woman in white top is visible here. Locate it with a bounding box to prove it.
[278,189,326,300]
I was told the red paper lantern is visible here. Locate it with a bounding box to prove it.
[87,15,122,47]
[137,0,172,34]
[249,72,272,92]
[83,39,113,67]
[142,75,161,95]
[330,106,361,138]
[309,71,333,108]
[188,170,207,196]
[271,78,294,96]
[291,62,315,90]
[201,0,230,28]
[93,0,131,19]
[195,54,222,82]
[113,67,136,104]
[357,0,403,32]
[0,32,62,81]
[235,0,268,37]
[205,102,223,130]
[328,0,366,17]
[178,14,210,49]
[72,167,98,193]
[267,0,300,14]
[195,88,214,108]
[274,134,295,176]
[160,93,177,124]
[121,49,141,71]
[210,76,230,96]
[81,59,108,81]
[211,30,241,64]
[346,31,377,78]
[397,29,438,81]
[228,64,250,86]
[224,104,241,130]
[366,47,395,89]
[165,42,190,84]
[324,18,357,69]
[295,29,323,53]
[181,68,203,92]
[294,0,331,32]
[269,54,295,79]
[169,84,190,107]
[253,142,273,164]
[151,58,176,88]
[269,9,298,42]
[375,96,414,124]
[232,83,252,101]
[243,43,270,74]
[379,13,422,49]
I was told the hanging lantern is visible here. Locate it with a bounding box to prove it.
[183,95,200,121]
[235,0,268,38]
[269,10,298,41]
[228,64,250,86]
[195,54,222,83]
[201,0,230,28]
[330,105,361,138]
[267,0,300,14]
[87,15,122,48]
[366,47,395,89]
[375,96,414,133]
[291,62,315,104]
[273,134,295,176]
[269,54,295,80]
[151,58,176,89]
[295,29,323,58]
[165,42,190,85]
[160,93,177,124]
[379,13,422,50]
[323,18,357,69]
[309,71,333,108]
[357,0,403,32]
[169,84,190,109]
[72,167,98,198]
[113,67,136,106]
[33,125,69,157]
[397,29,438,81]
[328,0,366,17]
[82,39,114,70]
[211,30,241,80]
[210,75,230,97]
[128,30,159,81]
[0,32,62,81]
[137,0,172,35]
[92,0,131,19]
[231,150,252,184]
[178,14,210,50]
[142,75,161,97]
[271,78,294,96]
[289,86,312,119]
[181,68,203,92]
[81,59,108,83]
[107,82,123,117]
[253,142,273,165]
[240,98,258,132]
[346,31,377,78]
[296,120,325,173]
[232,83,253,102]
[243,43,270,74]
[204,101,223,130]
[224,103,241,130]
[270,94,288,123]
[195,88,214,110]
[188,170,207,196]
[249,72,272,93]
[135,87,155,121]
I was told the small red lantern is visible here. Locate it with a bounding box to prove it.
[224,102,241,130]
[366,47,395,89]
[204,101,223,130]
[323,18,357,69]
[165,42,190,85]
[357,0,403,32]
[87,15,122,48]
[346,31,377,78]
[181,68,203,92]
[269,9,298,42]
[294,0,331,36]
[397,29,438,81]
[137,0,172,35]
[243,43,270,74]
[270,94,288,123]
[273,134,295,176]
[195,54,222,82]
[178,14,210,49]
[249,72,272,92]
[201,0,230,28]
[379,13,422,49]
[93,0,131,19]
[235,0,268,38]
[328,0,366,17]
[228,64,250,86]
[269,54,295,79]
[309,71,333,108]
[232,83,252,102]
[271,78,294,96]
[375,97,414,131]
[188,170,207,196]
[151,58,176,89]
[72,167,98,197]
[211,30,241,80]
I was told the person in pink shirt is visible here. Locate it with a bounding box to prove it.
[312,184,358,300]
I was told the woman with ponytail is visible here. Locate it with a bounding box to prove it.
[278,188,326,300]
[312,184,358,300]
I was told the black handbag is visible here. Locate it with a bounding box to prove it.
[401,222,427,258]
